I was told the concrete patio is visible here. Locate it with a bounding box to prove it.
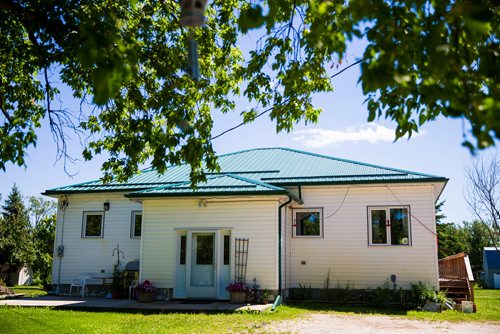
[0,295,273,313]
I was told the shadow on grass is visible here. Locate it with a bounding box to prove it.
[284,302,410,316]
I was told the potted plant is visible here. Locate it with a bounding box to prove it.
[226,281,248,304]
[262,290,270,304]
[136,280,156,302]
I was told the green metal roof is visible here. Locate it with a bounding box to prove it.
[44,147,447,197]
[124,174,288,198]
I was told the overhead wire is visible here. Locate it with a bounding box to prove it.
[210,58,366,141]
[323,186,351,220]
[386,185,438,237]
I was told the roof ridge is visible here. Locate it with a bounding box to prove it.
[217,147,443,178]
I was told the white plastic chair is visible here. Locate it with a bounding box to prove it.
[129,280,138,300]
[69,276,90,298]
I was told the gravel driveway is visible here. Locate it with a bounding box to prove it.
[264,313,500,334]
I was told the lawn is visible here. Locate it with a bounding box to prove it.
[0,288,498,333]
[9,285,48,298]
[407,288,500,322]
[0,305,305,334]
[285,288,500,322]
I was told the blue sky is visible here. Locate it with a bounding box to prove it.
[0,38,496,225]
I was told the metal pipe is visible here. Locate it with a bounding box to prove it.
[278,196,293,297]
[56,197,68,294]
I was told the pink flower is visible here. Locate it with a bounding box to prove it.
[226,282,248,292]
[138,280,156,293]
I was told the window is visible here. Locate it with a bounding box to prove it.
[223,235,230,265]
[131,211,142,238]
[293,208,323,237]
[82,211,104,238]
[180,235,186,265]
[368,206,411,246]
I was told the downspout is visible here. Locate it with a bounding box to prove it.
[278,196,293,298]
[56,197,68,294]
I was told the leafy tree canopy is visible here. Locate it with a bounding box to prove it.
[1,0,498,183]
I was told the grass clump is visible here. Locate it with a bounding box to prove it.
[9,285,48,298]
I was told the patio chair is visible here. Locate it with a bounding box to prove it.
[129,280,138,300]
[69,276,90,298]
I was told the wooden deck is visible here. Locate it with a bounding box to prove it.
[438,252,475,308]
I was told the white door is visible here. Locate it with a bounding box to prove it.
[187,232,217,298]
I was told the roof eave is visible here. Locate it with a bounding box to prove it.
[124,189,290,199]
[268,177,449,187]
[42,188,153,196]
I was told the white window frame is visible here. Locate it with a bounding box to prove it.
[368,206,411,246]
[82,211,104,238]
[293,208,324,238]
[130,211,142,238]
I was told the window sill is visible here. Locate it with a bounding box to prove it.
[368,244,412,247]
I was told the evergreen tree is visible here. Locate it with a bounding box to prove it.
[0,185,35,280]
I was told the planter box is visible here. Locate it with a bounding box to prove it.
[137,292,155,303]
[230,291,246,304]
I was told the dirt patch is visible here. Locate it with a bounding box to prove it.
[0,284,14,296]
[264,313,500,334]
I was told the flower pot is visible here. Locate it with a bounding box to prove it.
[112,290,124,299]
[230,291,246,304]
[137,291,154,303]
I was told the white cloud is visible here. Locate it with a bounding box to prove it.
[292,123,424,148]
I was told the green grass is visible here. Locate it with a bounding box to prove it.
[286,288,500,322]
[406,288,500,322]
[0,289,498,333]
[0,306,305,334]
[9,285,48,298]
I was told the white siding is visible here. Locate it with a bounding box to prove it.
[51,193,142,285]
[286,184,439,290]
[141,198,279,290]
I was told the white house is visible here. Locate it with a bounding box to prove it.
[44,148,447,300]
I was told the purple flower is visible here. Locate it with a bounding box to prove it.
[226,281,248,292]
[138,279,157,293]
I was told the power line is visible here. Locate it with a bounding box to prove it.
[324,186,351,220]
[386,186,438,237]
[210,58,366,141]
[210,105,276,140]
[330,58,365,79]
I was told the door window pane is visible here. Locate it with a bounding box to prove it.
[191,234,215,287]
[371,209,387,244]
[196,235,213,265]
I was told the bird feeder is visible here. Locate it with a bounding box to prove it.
[179,0,208,81]
[180,0,208,27]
